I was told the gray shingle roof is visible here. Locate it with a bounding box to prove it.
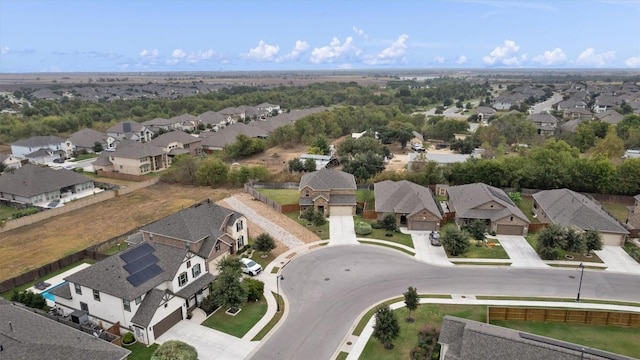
[439,315,634,360]
[561,119,583,133]
[198,110,227,125]
[375,180,442,218]
[175,273,215,299]
[112,139,165,159]
[0,298,130,360]
[447,183,529,223]
[64,242,187,300]
[532,189,628,234]
[528,113,558,125]
[11,135,66,147]
[49,282,72,299]
[199,130,238,149]
[68,128,107,149]
[141,117,174,127]
[150,130,201,147]
[25,148,65,159]
[130,288,165,327]
[0,164,93,197]
[107,121,144,134]
[140,200,241,244]
[169,113,200,124]
[299,169,356,191]
[327,194,357,206]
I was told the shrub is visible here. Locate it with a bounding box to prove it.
[151,340,197,360]
[312,210,326,227]
[11,290,46,309]
[462,220,486,241]
[379,213,398,232]
[200,294,219,314]
[243,278,265,302]
[355,221,372,235]
[629,247,640,262]
[538,245,558,260]
[371,221,383,229]
[300,207,315,221]
[122,332,135,344]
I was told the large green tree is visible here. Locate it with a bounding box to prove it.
[441,224,470,256]
[151,340,197,360]
[254,233,276,257]
[196,158,229,187]
[372,305,400,350]
[210,257,247,312]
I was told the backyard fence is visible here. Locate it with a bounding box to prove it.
[96,170,153,182]
[244,184,283,213]
[488,306,640,327]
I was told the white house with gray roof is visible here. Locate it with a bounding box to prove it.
[107,121,153,143]
[68,128,113,153]
[532,188,629,246]
[51,241,213,345]
[11,135,73,159]
[374,180,442,231]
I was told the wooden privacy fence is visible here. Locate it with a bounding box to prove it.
[244,183,282,213]
[488,306,640,328]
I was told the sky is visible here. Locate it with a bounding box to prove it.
[1,0,640,73]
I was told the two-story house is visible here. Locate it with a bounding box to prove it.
[92,140,168,176]
[107,121,154,144]
[51,241,213,345]
[168,114,200,132]
[446,183,530,236]
[150,130,203,161]
[68,128,113,153]
[299,169,357,217]
[11,135,73,160]
[527,113,558,136]
[374,180,443,231]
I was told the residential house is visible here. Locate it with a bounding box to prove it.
[107,121,154,143]
[238,105,263,120]
[92,139,168,176]
[438,316,634,360]
[299,169,357,216]
[594,109,624,125]
[251,107,327,134]
[560,119,584,134]
[255,102,281,115]
[626,194,640,237]
[527,113,558,135]
[446,183,530,236]
[198,110,228,130]
[474,106,496,123]
[168,114,200,132]
[493,94,526,110]
[592,95,619,113]
[0,164,95,208]
[141,117,175,132]
[51,241,213,345]
[218,107,245,122]
[198,122,268,152]
[556,99,587,111]
[150,130,203,160]
[0,298,130,360]
[532,189,629,246]
[135,200,248,272]
[0,153,23,169]
[374,180,442,230]
[11,135,73,159]
[68,128,112,153]
[563,107,593,120]
[24,148,67,164]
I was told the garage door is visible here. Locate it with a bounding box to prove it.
[153,307,183,339]
[410,221,437,231]
[330,206,353,216]
[496,224,524,236]
[601,232,624,246]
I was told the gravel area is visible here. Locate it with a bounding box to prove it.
[221,193,320,250]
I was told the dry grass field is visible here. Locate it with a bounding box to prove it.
[0,183,239,281]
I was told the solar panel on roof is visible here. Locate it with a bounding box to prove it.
[126,263,163,287]
[120,243,154,263]
[488,186,513,205]
[123,252,159,274]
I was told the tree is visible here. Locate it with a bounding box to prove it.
[308,135,331,155]
[536,224,565,260]
[380,213,397,232]
[403,286,419,323]
[508,191,522,206]
[243,278,265,302]
[196,158,229,187]
[582,230,603,255]
[441,225,470,256]
[341,151,385,181]
[288,158,304,172]
[372,305,400,350]
[92,141,103,153]
[254,233,276,257]
[592,127,625,159]
[303,157,317,172]
[562,228,584,253]
[151,340,197,360]
[210,257,247,312]
[312,210,326,227]
[462,220,486,241]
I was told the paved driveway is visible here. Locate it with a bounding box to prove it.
[155,320,256,360]
[408,230,453,266]
[329,216,358,246]
[494,235,547,268]
[596,246,640,275]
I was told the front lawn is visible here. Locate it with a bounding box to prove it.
[126,343,159,360]
[600,201,631,223]
[256,189,299,205]
[446,239,510,259]
[527,233,603,263]
[285,211,330,239]
[200,297,268,338]
[354,215,414,248]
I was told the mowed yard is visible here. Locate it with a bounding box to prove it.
[0,183,239,281]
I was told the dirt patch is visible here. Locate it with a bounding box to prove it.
[0,184,239,281]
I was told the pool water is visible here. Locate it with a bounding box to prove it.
[41,281,67,302]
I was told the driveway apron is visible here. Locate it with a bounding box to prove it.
[596,246,640,275]
[329,216,358,246]
[409,230,453,266]
[495,235,548,268]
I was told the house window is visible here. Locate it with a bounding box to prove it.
[236,220,243,231]
[135,296,142,305]
[80,302,88,312]
[187,260,191,268]
[238,235,245,247]
[510,216,514,221]
[93,290,101,301]
[192,264,201,278]
[215,242,221,252]
[178,272,188,287]
[123,299,131,312]
[533,203,538,209]
[74,283,82,295]
[305,190,310,197]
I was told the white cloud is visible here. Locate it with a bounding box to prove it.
[336,63,353,69]
[434,56,445,64]
[455,55,468,65]
[352,26,368,39]
[1,47,9,55]
[277,40,309,62]
[532,48,567,66]
[186,49,215,63]
[246,41,280,61]
[310,37,360,63]
[577,48,615,67]
[483,39,526,66]
[625,55,640,68]
[139,49,159,59]
[172,49,187,59]
[364,34,409,65]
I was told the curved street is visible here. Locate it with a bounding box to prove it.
[250,245,640,360]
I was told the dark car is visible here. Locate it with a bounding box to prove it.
[53,158,65,164]
[429,231,441,246]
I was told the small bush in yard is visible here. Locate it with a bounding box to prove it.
[11,290,46,309]
[151,340,197,360]
[379,213,398,232]
[629,247,640,262]
[312,210,326,226]
[122,332,135,344]
[244,278,265,302]
[300,207,315,221]
[355,221,372,235]
[199,294,219,314]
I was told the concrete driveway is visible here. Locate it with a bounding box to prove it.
[329,216,358,246]
[408,230,453,266]
[596,246,640,275]
[494,235,548,268]
[155,320,256,360]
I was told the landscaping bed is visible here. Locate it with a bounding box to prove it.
[354,215,413,248]
[527,233,604,263]
[285,211,329,240]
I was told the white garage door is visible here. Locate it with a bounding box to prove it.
[330,206,353,216]
[601,232,624,246]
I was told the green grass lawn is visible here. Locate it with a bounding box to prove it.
[252,292,284,341]
[489,320,640,359]
[446,239,510,259]
[354,216,414,248]
[0,205,18,220]
[600,202,630,223]
[256,189,299,205]
[70,153,98,162]
[285,211,329,239]
[102,242,129,255]
[623,240,640,264]
[201,297,268,338]
[1,260,95,300]
[518,196,539,223]
[356,189,375,210]
[359,304,485,360]
[125,343,159,360]
[527,233,603,263]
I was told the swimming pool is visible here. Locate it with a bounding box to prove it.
[41,281,67,302]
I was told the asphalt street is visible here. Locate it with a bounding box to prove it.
[251,245,640,360]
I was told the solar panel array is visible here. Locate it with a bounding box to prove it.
[120,243,163,287]
[488,186,513,205]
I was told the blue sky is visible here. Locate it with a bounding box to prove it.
[1,0,640,72]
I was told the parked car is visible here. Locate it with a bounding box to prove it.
[429,231,441,246]
[53,158,65,164]
[411,142,425,152]
[240,258,262,276]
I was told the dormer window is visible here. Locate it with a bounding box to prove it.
[305,190,310,197]
[236,220,243,231]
